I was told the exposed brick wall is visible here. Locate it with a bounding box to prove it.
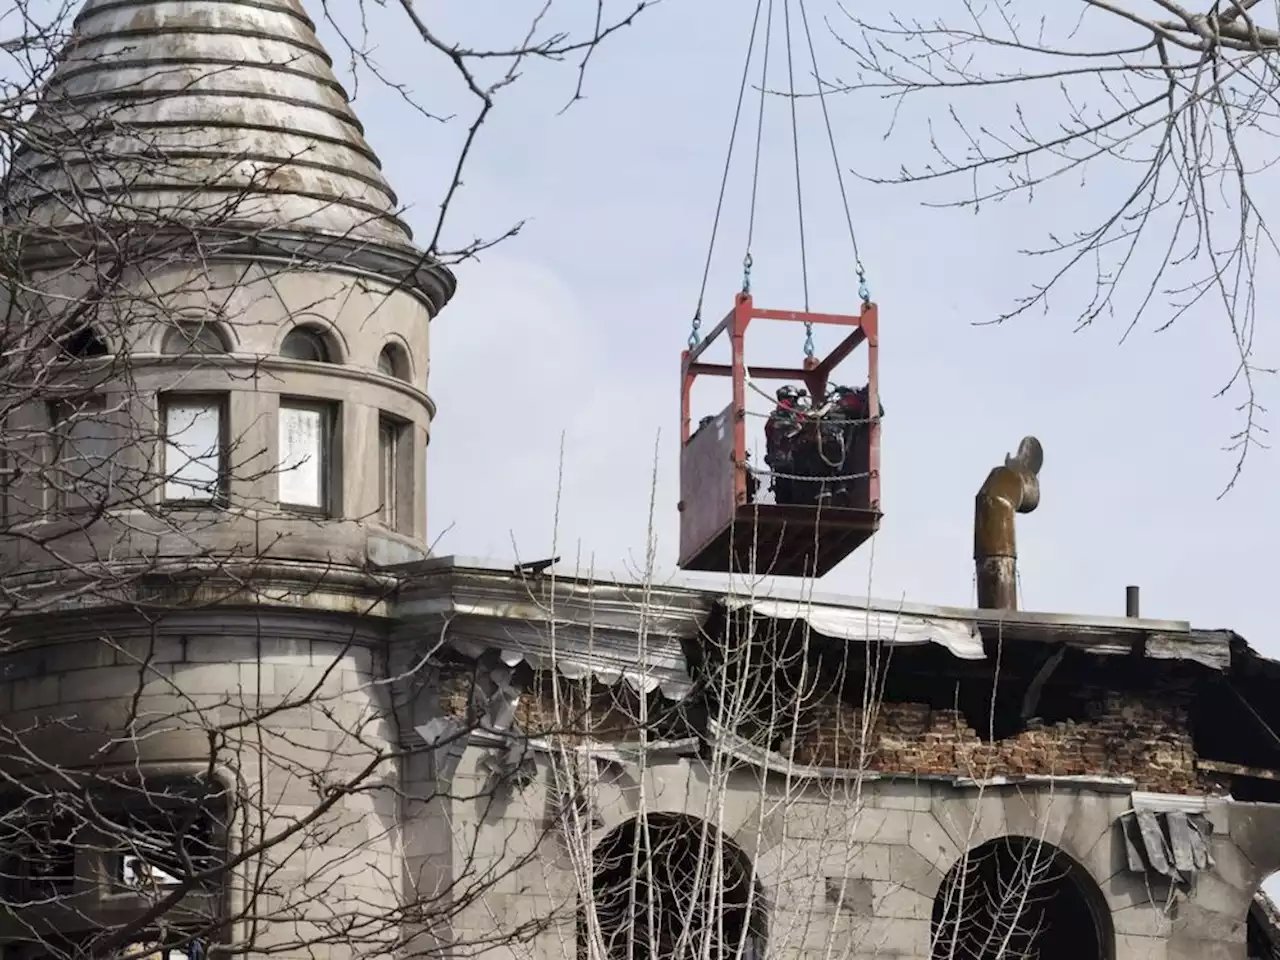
[440,666,1206,794]
[438,670,649,742]
[794,693,1204,793]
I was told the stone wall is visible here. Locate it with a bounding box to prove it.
[433,740,1280,960]
[0,608,401,960]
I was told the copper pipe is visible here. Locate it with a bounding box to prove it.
[975,437,1043,611]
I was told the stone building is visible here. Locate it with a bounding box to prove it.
[1,3,1280,960]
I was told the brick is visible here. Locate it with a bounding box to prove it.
[789,690,1207,794]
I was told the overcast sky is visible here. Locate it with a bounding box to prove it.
[321,1,1279,649]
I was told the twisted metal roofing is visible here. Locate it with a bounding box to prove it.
[8,0,417,250]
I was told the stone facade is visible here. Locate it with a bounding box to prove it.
[389,561,1280,960]
[432,730,1280,960]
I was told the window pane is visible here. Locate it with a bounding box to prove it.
[279,405,325,508]
[281,329,328,363]
[120,854,180,888]
[379,420,398,527]
[163,401,221,501]
[377,348,396,377]
[163,324,225,356]
[52,397,112,507]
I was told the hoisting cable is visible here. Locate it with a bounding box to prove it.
[690,0,767,348]
[781,0,814,358]
[797,0,871,306]
[743,0,775,296]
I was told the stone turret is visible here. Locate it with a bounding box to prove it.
[0,3,452,957]
[3,0,455,602]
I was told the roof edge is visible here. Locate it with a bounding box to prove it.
[388,554,1196,635]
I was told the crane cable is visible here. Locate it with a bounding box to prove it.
[797,0,870,306]
[689,0,871,353]
[782,0,811,340]
[690,0,767,349]
[743,0,775,296]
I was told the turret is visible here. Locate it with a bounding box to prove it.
[0,9,450,952]
[1,0,455,603]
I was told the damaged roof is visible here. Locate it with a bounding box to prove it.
[390,554,1255,676]
[390,556,1280,794]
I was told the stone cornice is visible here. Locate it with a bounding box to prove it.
[15,226,457,316]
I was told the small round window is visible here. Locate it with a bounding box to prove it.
[281,327,331,363]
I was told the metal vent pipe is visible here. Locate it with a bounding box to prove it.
[974,437,1044,611]
[1126,585,1141,618]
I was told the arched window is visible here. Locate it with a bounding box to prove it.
[585,814,767,960]
[932,836,1113,960]
[377,343,410,381]
[162,322,228,356]
[280,327,332,363]
[58,325,108,359]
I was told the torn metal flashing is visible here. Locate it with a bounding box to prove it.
[727,597,985,660]
[1121,793,1217,883]
[1146,632,1233,672]
[448,636,692,700]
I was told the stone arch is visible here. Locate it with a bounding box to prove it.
[1250,882,1280,958]
[582,812,768,960]
[932,835,1114,960]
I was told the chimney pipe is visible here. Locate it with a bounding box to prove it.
[974,436,1043,611]
[1126,585,1140,619]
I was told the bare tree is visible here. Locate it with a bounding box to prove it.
[0,2,656,959]
[827,0,1280,488]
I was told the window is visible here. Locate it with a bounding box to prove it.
[278,400,335,512]
[58,324,108,359]
[280,327,332,363]
[161,395,226,503]
[932,837,1112,960]
[0,447,13,526]
[377,343,410,381]
[161,322,227,356]
[586,814,766,960]
[49,396,112,512]
[122,941,209,960]
[0,819,77,902]
[111,806,219,892]
[378,415,410,532]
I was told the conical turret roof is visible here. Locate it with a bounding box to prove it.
[8,0,418,250]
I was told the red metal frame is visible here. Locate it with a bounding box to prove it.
[680,291,881,511]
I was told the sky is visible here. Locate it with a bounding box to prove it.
[330,2,1278,648]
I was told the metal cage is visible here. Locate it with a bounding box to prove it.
[678,292,881,577]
